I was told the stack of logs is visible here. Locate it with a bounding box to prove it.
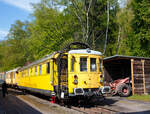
[131,59,150,95]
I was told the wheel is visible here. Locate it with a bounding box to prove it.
[117,83,131,97]
[111,90,117,96]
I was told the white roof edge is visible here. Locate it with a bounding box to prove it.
[6,67,20,73]
[19,52,57,71]
[68,49,102,55]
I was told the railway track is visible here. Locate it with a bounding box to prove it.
[71,106,120,114]
[9,88,121,114]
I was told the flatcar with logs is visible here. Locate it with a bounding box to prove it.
[3,42,110,102]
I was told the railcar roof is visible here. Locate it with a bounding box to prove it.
[19,49,102,71]
[6,67,20,73]
[68,49,102,55]
[20,52,57,71]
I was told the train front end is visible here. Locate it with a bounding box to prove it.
[67,49,110,100]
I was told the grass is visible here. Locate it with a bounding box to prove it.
[127,94,150,102]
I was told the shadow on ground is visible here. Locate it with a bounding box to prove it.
[0,88,25,96]
[0,88,41,114]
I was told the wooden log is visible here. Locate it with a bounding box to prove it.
[144,60,150,64]
[131,59,135,95]
[142,60,146,94]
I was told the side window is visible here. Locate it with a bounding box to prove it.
[25,70,27,76]
[35,66,37,76]
[90,58,97,71]
[31,68,32,76]
[28,69,29,76]
[80,58,87,72]
[71,56,75,72]
[25,70,26,77]
[99,58,102,72]
[46,62,50,74]
[39,65,42,75]
[14,72,15,79]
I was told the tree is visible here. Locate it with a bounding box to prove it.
[29,0,80,59]
[0,20,31,71]
[0,0,121,71]
[128,0,150,57]
[59,0,120,56]
[115,0,134,55]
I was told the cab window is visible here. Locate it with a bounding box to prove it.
[80,58,87,72]
[31,68,32,76]
[90,58,97,71]
[99,58,102,72]
[71,56,75,72]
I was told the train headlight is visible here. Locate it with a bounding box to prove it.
[100,74,103,83]
[74,75,78,84]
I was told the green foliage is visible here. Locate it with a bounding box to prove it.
[0,20,31,71]
[127,0,150,57]
[0,0,130,71]
[60,0,120,56]
[29,0,79,59]
[0,0,80,71]
[116,1,134,55]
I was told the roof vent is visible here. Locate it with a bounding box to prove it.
[86,48,91,53]
[45,55,49,57]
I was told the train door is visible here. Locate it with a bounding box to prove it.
[58,54,68,98]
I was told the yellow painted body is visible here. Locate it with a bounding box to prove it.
[16,51,103,95]
[5,69,19,86]
[68,54,103,93]
[18,59,54,91]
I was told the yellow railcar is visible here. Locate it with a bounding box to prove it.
[5,70,11,85]
[5,68,19,87]
[17,42,110,101]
